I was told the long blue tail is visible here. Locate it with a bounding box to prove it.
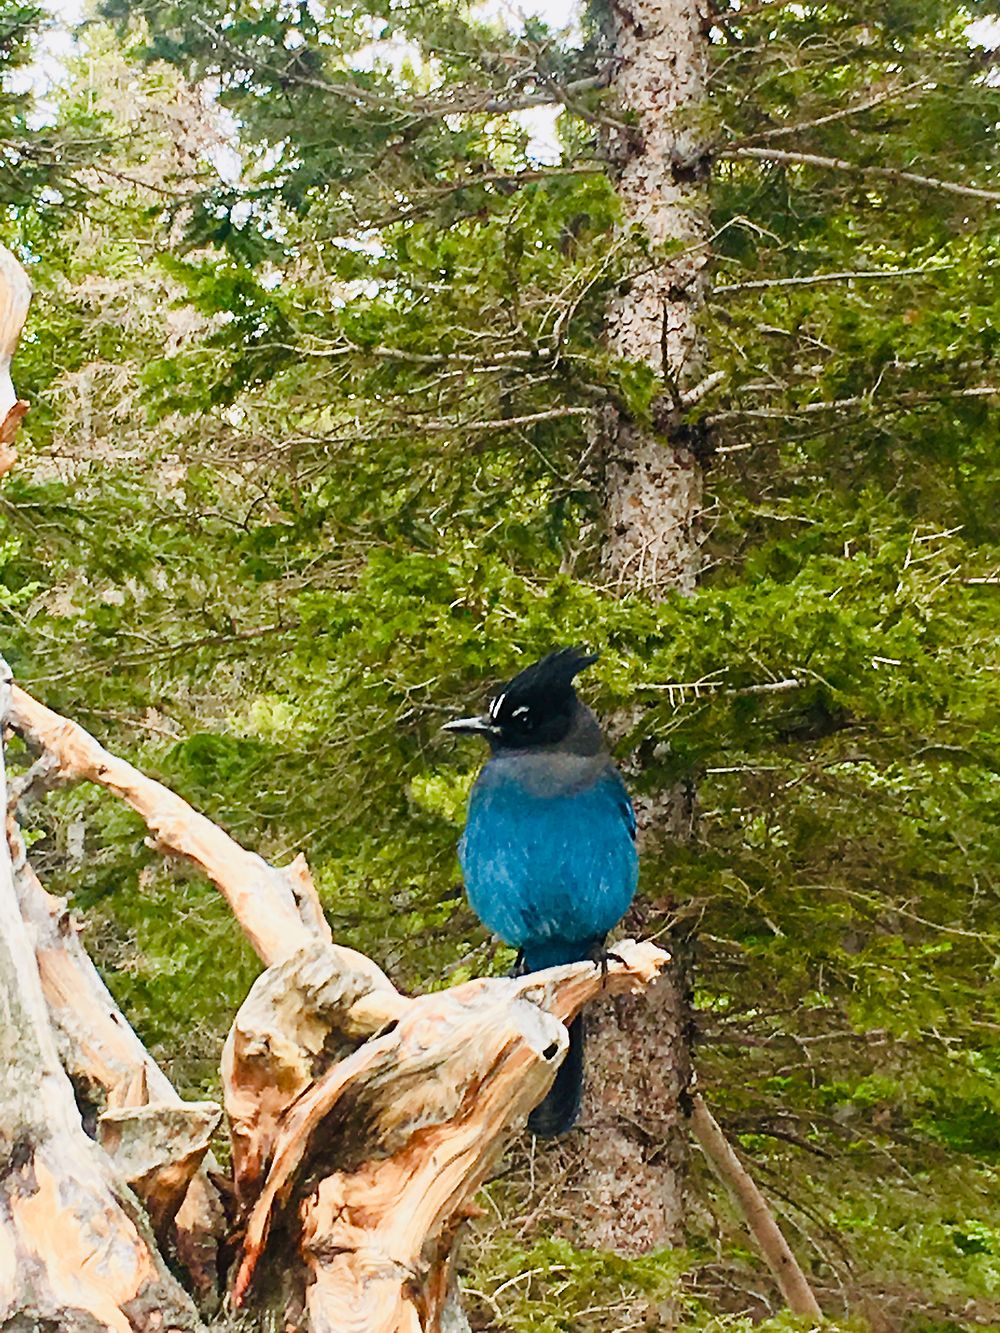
[528,1013,585,1137]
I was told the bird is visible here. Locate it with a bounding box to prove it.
[443,647,638,1136]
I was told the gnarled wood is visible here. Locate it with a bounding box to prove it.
[228,942,667,1329]
[0,664,204,1332]
[8,684,322,966]
[8,818,226,1293]
[223,940,406,1209]
[6,676,671,1331]
[98,1100,221,1239]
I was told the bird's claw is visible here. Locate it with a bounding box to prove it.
[585,942,625,989]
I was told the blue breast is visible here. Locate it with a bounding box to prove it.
[458,756,638,970]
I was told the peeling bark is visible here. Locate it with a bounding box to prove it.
[580,0,712,1253]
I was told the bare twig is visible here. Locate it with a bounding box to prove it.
[689,1094,823,1319]
[739,79,932,144]
[713,264,949,295]
[422,406,592,431]
[725,146,1000,203]
[709,384,1000,424]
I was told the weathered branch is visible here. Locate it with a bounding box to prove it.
[0,662,203,1330]
[5,679,670,1329]
[737,78,932,144]
[8,684,327,964]
[689,1094,822,1318]
[713,263,949,295]
[422,405,593,432]
[8,824,225,1288]
[709,384,1000,424]
[229,941,667,1328]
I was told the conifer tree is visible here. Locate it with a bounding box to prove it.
[1,0,999,1325]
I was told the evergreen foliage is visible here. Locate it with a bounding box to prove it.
[1,0,999,1324]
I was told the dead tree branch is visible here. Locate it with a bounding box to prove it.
[689,1094,823,1319]
[4,678,669,1330]
[7,827,225,1290]
[726,145,1000,203]
[8,684,327,964]
[0,662,204,1330]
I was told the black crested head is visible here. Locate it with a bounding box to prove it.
[485,647,599,751]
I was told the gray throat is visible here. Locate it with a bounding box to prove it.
[485,705,609,796]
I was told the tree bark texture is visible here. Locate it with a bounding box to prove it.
[599,0,711,597]
[579,0,712,1254]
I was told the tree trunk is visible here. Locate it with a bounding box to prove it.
[577,0,711,1252]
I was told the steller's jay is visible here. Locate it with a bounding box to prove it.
[443,648,638,1136]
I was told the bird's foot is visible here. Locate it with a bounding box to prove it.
[584,940,625,989]
[509,948,527,978]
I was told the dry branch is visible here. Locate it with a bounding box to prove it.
[229,941,667,1329]
[4,679,669,1329]
[690,1094,822,1318]
[8,684,325,965]
[0,665,202,1331]
[8,829,226,1290]
[726,144,1000,203]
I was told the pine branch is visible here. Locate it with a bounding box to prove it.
[713,264,949,294]
[725,146,1000,203]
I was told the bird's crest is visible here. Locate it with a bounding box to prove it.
[488,647,598,725]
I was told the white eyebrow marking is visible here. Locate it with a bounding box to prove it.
[511,705,529,719]
[490,692,506,719]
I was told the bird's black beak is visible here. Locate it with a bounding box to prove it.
[441,715,498,737]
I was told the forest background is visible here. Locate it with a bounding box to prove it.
[1,0,1000,1327]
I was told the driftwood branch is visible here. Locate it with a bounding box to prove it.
[230,940,666,1329]
[8,684,326,965]
[0,234,671,1330]
[0,663,203,1330]
[7,823,225,1290]
[689,1094,823,1319]
[4,679,669,1330]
